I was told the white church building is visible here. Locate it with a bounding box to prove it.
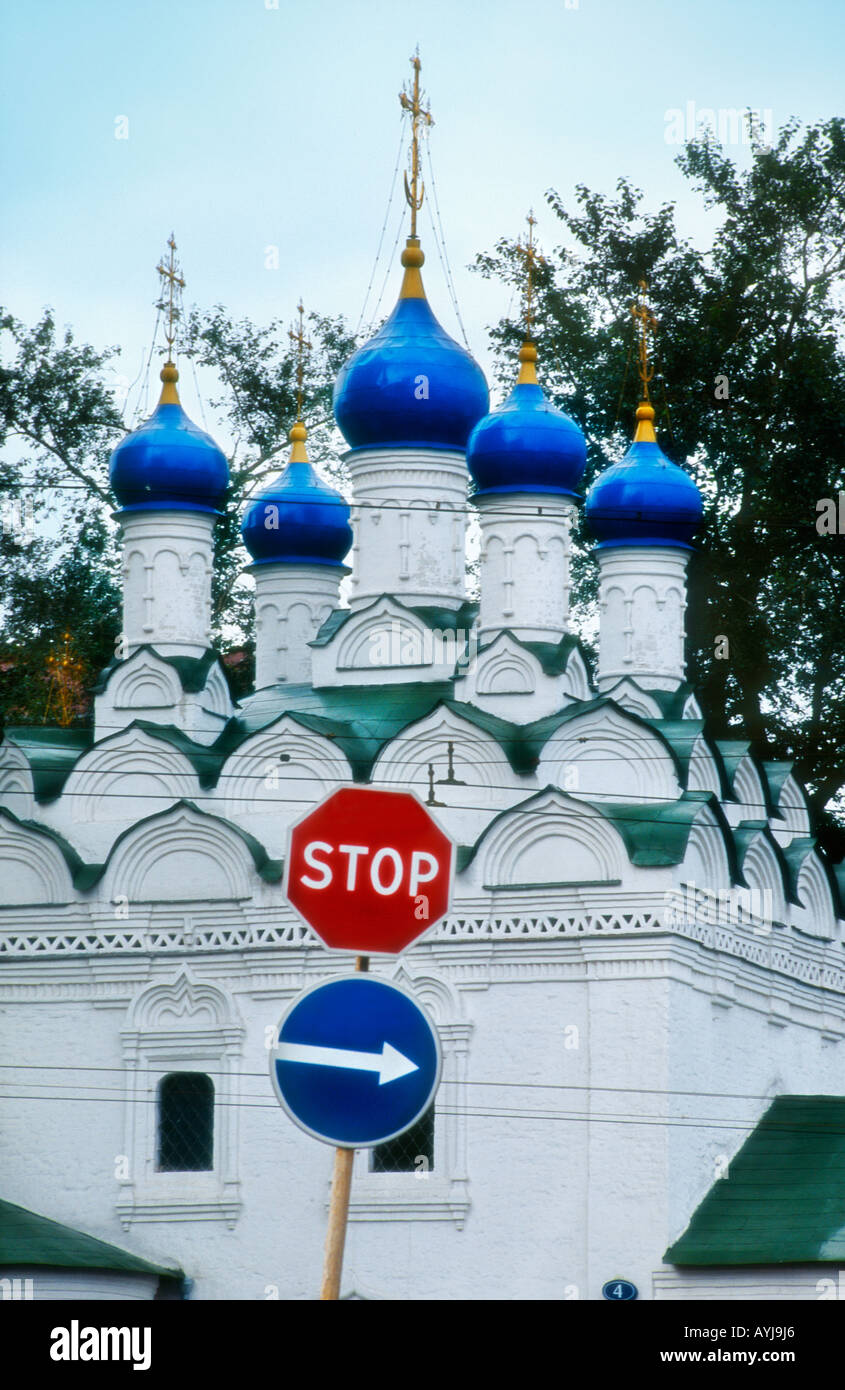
[2,76,845,1302]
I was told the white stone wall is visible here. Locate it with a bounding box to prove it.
[250,565,343,688]
[119,511,215,659]
[346,449,468,610]
[2,927,845,1299]
[597,547,690,692]
[476,493,576,641]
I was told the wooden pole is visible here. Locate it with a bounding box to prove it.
[320,955,369,1301]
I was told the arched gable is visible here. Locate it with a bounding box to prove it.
[562,646,591,702]
[62,726,198,825]
[598,679,664,720]
[108,650,183,711]
[774,774,812,847]
[687,734,724,799]
[218,715,353,821]
[101,803,271,903]
[469,789,629,890]
[793,850,837,939]
[474,638,539,696]
[0,741,35,820]
[337,600,440,672]
[125,970,241,1034]
[371,705,517,811]
[537,704,681,803]
[740,830,788,926]
[732,757,769,824]
[680,804,733,889]
[0,810,78,906]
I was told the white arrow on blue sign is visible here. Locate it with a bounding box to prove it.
[269,975,442,1148]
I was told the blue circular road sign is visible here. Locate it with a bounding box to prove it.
[270,975,442,1148]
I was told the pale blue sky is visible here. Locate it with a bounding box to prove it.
[2,0,843,419]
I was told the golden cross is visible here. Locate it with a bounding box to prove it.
[156,233,185,360]
[515,210,545,341]
[631,279,658,401]
[399,49,434,239]
[288,300,311,422]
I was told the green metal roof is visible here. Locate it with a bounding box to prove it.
[730,819,796,906]
[0,807,98,893]
[311,595,478,648]
[665,1097,845,1265]
[232,683,458,781]
[0,1196,184,1285]
[0,801,283,895]
[92,645,223,695]
[834,862,845,920]
[762,760,795,805]
[486,631,582,679]
[463,787,728,874]
[5,726,92,801]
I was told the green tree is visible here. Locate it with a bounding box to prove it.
[474,116,845,854]
[0,308,125,723]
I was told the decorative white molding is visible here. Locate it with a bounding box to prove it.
[0,741,36,820]
[681,806,733,888]
[596,546,690,691]
[475,492,575,641]
[740,831,788,925]
[312,596,469,688]
[94,646,232,746]
[773,774,812,847]
[350,964,472,1227]
[371,705,516,831]
[599,679,664,720]
[0,812,76,906]
[793,850,837,939]
[537,705,681,804]
[687,734,724,798]
[101,804,258,904]
[469,789,629,889]
[345,448,469,609]
[217,715,352,833]
[250,564,342,688]
[120,509,215,659]
[117,970,244,1230]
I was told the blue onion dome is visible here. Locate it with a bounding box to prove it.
[586,402,703,548]
[466,342,586,497]
[241,422,352,567]
[110,363,229,514]
[333,238,489,451]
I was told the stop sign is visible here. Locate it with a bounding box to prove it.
[284,787,454,954]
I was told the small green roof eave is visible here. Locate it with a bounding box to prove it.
[4,726,93,802]
[461,786,729,875]
[91,645,223,696]
[0,1196,185,1287]
[665,1096,845,1266]
[310,596,478,649]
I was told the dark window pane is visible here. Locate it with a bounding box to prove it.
[156,1073,214,1172]
[370,1104,434,1173]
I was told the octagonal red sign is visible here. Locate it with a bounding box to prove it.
[284,787,455,954]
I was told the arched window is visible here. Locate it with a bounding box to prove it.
[156,1073,214,1172]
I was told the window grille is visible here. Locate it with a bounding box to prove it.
[370,1104,434,1174]
[156,1072,214,1172]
